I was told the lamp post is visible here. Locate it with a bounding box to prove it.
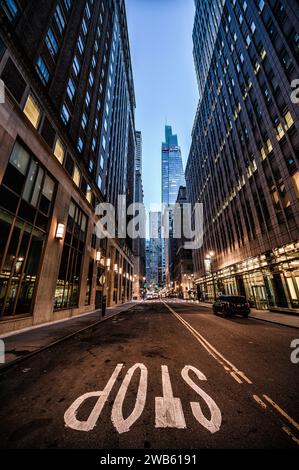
[205,251,217,301]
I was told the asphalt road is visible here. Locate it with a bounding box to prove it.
[0,301,298,449]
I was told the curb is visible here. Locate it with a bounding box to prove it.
[172,301,299,330]
[0,304,136,374]
[248,316,299,330]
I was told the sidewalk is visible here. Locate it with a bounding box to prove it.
[186,300,299,329]
[0,302,137,368]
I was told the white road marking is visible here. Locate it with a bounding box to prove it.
[182,366,222,434]
[111,363,148,434]
[163,301,252,385]
[64,363,123,432]
[155,365,186,429]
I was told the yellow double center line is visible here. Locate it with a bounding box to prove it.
[163,301,252,385]
[163,301,299,447]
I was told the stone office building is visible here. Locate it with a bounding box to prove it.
[186,0,299,311]
[0,0,136,334]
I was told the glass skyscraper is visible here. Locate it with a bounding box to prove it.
[161,125,185,284]
[162,125,186,205]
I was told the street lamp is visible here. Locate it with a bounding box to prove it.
[205,251,216,301]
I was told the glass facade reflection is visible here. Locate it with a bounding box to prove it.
[0,142,56,318]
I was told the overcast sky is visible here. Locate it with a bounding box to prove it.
[126,0,198,210]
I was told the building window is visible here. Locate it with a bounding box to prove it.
[63,0,73,12]
[82,18,88,35]
[54,4,66,34]
[292,172,299,198]
[72,56,80,76]
[89,71,94,87]
[23,94,41,129]
[78,35,84,55]
[54,201,87,310]
[1,0,19,21]
[73,165,80,187]
[36,57,50,85]
[81,112,88,129]
[77,137,84,153]
[86,185,92,204]
[85,258,94,306]
[67,77,76,101]
[54,137,65,164]
[85,91,91,107]
[0,141,56,318]
[97,174,102,190]
[61,104,70,124]
[88,159,94,173]
[258,0,265,12]
[45,28,59,57]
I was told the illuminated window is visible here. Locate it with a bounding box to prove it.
[292,171,299,198]
[276,123,285,141]
[266,139,273,153]
[86,185,92,203]
[73,165,80,187]
[23,94,41,128]
[284,111,294,129]
[54,138,65,164]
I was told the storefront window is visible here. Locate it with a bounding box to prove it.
[286,275,299,308]
[54,201,87,310]
[85,258,94,306]
[0,142,56,318]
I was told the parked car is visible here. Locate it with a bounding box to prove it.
[213,295,251,318]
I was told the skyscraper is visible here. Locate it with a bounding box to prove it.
[133,130,146,299]
[0,0,137,334]
[161,125,185,284]
[146,211,162,289]
[162,125,185,206]
[135,130,142,174]
[186,0,299,310]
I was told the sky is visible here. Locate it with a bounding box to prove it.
[126,0,198,211]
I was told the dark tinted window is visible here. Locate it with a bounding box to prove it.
[41,117,56,149]
[222,296,246,303]
[1,58,26,103]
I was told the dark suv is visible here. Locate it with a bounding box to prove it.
[213,295,251,318]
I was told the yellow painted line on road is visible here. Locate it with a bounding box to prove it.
[252,395,267,410]
[263,395,299,432]
[282,426,299,446]
[163,301,252,385]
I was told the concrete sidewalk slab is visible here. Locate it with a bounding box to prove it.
[0,302,137,367]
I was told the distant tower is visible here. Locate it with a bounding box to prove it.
[161,125,185,284]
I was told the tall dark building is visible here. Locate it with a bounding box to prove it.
[0,0,136,334]
[146,211,163,289]
[186,0,299,310]
[172,186,194,299]
[133,130,146,299]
